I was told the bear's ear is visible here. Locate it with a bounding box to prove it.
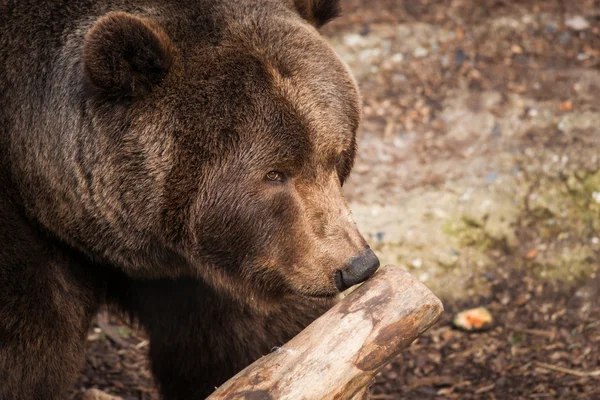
[293,0,341,28]
[83,12,174,98]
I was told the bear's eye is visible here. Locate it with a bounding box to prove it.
[335,153,343,165]
[266,171,285,182]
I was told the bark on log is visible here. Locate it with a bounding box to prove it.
[208,265,443,400]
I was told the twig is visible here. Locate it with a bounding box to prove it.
[475,383,495,394]
[513,328,556,339]
[96,312,129,348]
[535,362,600,378]
[583,320,599,332]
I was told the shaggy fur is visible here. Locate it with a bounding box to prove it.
[0,0,374,398]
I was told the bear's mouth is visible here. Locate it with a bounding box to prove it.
[296,289,339,300]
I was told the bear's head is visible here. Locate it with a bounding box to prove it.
[36,0,379,306]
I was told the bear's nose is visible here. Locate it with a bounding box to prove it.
[334,249,380,291]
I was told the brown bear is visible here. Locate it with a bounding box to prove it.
[0,0,379,398]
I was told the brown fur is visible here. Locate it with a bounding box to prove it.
[0,0,372,398]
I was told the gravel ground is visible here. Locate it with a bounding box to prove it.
[67,1,600,399]
[329,0,600,299]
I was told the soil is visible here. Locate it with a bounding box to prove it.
[66,1,600,399]
[67,271,600,400]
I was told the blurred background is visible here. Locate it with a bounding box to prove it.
[70,1,599,399]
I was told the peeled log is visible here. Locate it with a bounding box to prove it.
[208,265,443,400]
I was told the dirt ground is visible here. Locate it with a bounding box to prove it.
[67,1,600,399]
[68,271,600,400]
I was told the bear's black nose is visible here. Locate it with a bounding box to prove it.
[334,249,380,291]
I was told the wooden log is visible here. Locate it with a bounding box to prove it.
[208,265,443,400]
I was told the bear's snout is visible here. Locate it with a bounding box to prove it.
[333,248,380,291]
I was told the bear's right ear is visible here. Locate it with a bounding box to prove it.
[83,12,174,98]
[293,0,341,28]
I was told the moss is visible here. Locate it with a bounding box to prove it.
[522,169,600,283]
[526,245,595,282]
[438,169,599,287]
[365,168,598,301]
[442,207,518,254]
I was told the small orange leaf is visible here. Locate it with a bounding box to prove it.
[453,307,493,331]
[559,100,573,111]
[525,248,538,260]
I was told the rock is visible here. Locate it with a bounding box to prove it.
[485,171,498,183]
[565,15,590,31]
[491,123,502,137]
[558,31,571,44]
[569,272,599,316]
[454,49,466,66]
[413,47,429,58]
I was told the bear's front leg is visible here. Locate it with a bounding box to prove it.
[0,197,102,400]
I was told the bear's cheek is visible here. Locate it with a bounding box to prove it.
[239,190,341,295]
[237,190,304,273]
[217,189,305,284]
[191,187,296,264]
